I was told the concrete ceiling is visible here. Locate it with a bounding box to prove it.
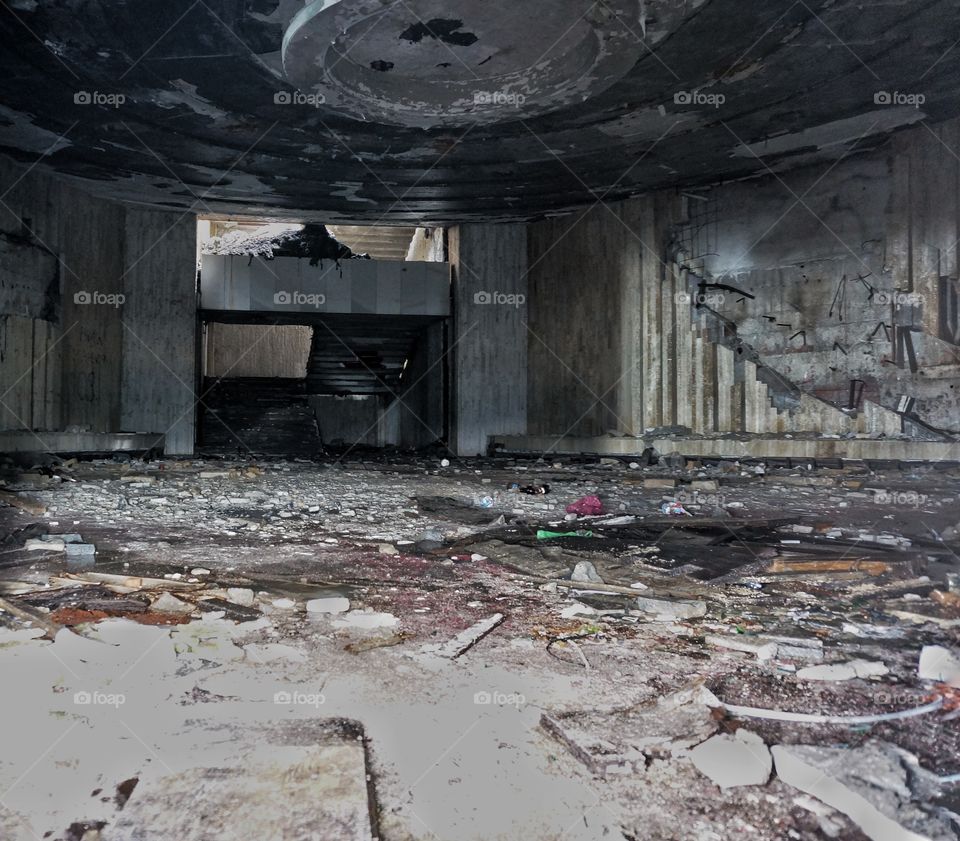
[2,0,960,224]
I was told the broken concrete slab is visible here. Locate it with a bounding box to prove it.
[421,613,504,659]
[541,685,721,777]
[690,730,772,789]
[24,537,63,551]
[633,596,707,620]
[706,634,779,661]
[772,742,952,841]
[765,636,823,662]
[112,728,374,841]
[64,542,96,558]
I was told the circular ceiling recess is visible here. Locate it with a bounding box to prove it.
[282,0,647,128]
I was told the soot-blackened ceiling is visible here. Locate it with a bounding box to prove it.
[2,0,960,224]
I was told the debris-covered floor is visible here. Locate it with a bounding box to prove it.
[1,452,959,841]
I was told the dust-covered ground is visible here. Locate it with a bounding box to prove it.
[0,452,958,841]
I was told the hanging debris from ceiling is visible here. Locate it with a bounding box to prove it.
[201,223,368,265]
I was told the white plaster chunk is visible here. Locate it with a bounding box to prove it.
[918,645,960,687]
[690,730,772,789]
[225,588,255,607]
[151,592,194,615]
[25,538,63,551]
[571,561,604,583]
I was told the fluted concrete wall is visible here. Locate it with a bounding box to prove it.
[449,224,527,456]
[120,208,198,455]
[1,156,199,453]
[0,156,125,434]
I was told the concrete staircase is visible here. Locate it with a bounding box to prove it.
[198,377,322,457]
[654,264,905,437]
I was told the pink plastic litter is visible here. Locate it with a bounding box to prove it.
[566,495,604,516]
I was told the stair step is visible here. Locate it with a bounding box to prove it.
[199,377,322,456]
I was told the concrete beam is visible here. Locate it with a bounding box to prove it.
[0,431,160,453]
[200,255,449,316]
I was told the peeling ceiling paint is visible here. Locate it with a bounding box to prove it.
[0,0,958,223]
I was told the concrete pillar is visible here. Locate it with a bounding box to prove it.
[449,223,527,456]
[121,209,198,455]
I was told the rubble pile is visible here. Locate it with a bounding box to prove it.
[0,452,958,840]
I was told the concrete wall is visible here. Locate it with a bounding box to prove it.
[309,395,382,447]
[0,157,198,453]
[449,223,527,456]
[524,119,960,439]
[679,156,891,409]
[0,157,126,434]
[120,209,198,455]
[205,324,311,378]
[674,118,960,432]
[526,196,673,437]
[393,320,445,449]
[886,119,960,430]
